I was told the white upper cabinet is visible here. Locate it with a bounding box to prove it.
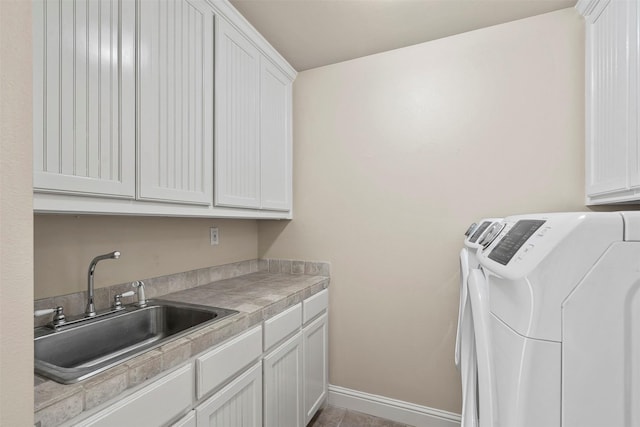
[214,10,295,213]
[33,0,136,198]
[214,17,261,209]
[579,0,640,204]
[33,0,296,218]
[138,0,214,205]
[260,58,293,211]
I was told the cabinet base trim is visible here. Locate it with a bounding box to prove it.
[327,385,461,427]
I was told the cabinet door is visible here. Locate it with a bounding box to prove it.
[260,58,292,212]
[33,0,135,198]
[585,0,637,196]
[627,0,640,188]
[214,17,261,209]
[303,313,328,424]
[138,0,214,205]
[264,333,303,427]
[196,361,262,427]
[196,325,263,399]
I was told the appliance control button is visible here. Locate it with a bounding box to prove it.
[518,244,535,261]
[480,222,506,249]
[537,227,551,237]
[465,223,478,237]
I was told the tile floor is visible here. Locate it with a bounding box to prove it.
[307,405,413,427]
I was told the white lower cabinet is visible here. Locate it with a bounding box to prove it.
[65,291,328,427]
[303,313,329,425]
[75,364,194,427]
[196,361,263,427]
[196,325,263,399]
[264,290,329,427]
[264,333,304,427]
[193,325,263,427]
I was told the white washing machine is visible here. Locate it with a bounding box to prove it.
[457,218,503,427]
[470,211,640,427]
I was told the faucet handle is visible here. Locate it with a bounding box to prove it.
[34,306,66,326]
[132,281,147,308]
[113,291,135,310]
[34,308,56,317]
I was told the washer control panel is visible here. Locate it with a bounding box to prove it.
[468,221,492,243]
[488,219,546,265]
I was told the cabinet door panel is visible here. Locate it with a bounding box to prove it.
[260,58,292,211]
[138,0,213,205]
[303,313,328,424]
[215,17,261,209]
[627,0,640,188]
[196,325,263,399]
[33,0,135,197]
[264,333,303,427]
[586,0,634,195]
[264,303,302,352]
[196,362,262,427]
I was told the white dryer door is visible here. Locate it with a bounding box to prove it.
[563,242,640,427]
[468,269,496,427]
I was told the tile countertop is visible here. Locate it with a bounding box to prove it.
[35,270,330,427]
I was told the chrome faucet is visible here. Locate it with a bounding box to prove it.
[86,251,120,317]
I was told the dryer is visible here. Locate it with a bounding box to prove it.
[471,211,640,427]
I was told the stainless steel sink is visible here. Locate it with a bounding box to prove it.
[34,300,238,384]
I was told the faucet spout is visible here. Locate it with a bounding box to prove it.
[86,251,120,317]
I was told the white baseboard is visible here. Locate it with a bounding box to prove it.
[328,385,461,427]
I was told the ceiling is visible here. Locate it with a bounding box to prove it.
[229,0,577,71]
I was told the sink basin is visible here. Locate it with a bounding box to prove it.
[34,299,238,384]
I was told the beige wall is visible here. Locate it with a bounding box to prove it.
[0,0,34,424]
[259,8,586,413]
[34,216,258,298]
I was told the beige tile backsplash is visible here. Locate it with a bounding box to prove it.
[34,258,329,327]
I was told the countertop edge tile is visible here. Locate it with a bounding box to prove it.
[34,381,84,412]
[34,390,84,427]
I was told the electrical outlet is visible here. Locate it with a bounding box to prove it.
[210,227,219,246]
